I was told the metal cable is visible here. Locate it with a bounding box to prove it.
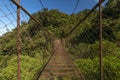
[38,0,45,9]
[72,0,80,14]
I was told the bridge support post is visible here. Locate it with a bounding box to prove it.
[17,0,21,80]
[99,0,103,80]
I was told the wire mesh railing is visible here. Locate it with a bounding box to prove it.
[0,0,55,80]
[64,0,120,80]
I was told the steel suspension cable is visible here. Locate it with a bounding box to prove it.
[66,0,105,37]
[72,0,80,14]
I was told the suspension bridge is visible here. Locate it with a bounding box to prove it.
[0,0,119,80]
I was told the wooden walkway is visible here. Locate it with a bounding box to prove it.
[38,39,84,80]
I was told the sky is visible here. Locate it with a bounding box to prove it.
[20,0,100,14]
[0,0,107,36]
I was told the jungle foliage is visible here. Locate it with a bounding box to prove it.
[0,0,120,80]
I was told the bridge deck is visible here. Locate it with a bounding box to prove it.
[38,40,84,80]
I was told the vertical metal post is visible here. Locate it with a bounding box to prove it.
[99,0,103,80]
[17,0,21,80]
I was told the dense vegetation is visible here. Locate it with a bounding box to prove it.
[0,0,120,80]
